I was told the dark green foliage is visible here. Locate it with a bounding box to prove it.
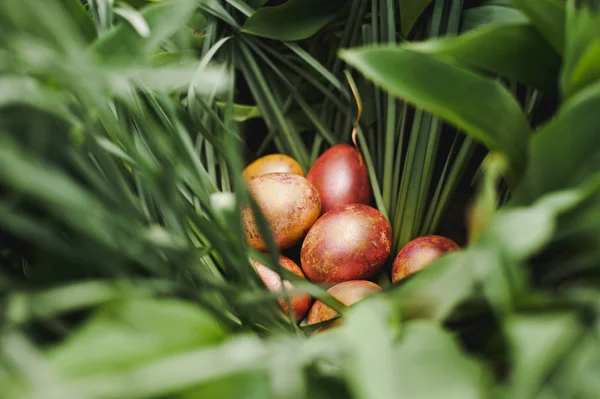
[1,0,600,398]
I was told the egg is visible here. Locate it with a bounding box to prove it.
[306,280,381,332]
[306,144,371,214]
[252,256,312,324]
[242,173,321,251]
[243,154,303,181]
[391,235,460,283]
[300,203,392,284]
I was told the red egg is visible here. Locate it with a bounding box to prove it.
[391,235,460,283]
[306,144,371,214]
[306,280,381,332]
[252,256,312,324]
[301,204,392,284]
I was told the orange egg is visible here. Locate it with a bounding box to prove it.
[243,154,303,180]
[252,256,312,324]
[306,280,381,332]
[242,173,321,251]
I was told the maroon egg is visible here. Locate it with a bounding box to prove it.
[252,256,312,324]
[306,280,381,332]
[306,144,371,214]
[391,235,460,283]
[301,204,392,284]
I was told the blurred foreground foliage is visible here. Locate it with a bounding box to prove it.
[1,0,600,398]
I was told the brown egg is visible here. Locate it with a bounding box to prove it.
[391,235,460,283]
[242,173,321,251]
[301,204,392,284]
[243,154,304,181]
[307,280,381,332]
[306,144,371,214]
[252,256,312,324]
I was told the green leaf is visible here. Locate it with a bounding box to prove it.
[247,0,268,9]
[480,179,600,260]
[5,280,173,324]
[392,249,490,321]
[564,41,600,98]
[237,42,310,168]
[511,81,600,204]
[180,371,272,399]
[543,333,600,399]
[467,152,510,242]
[341,298,400,399]
[216,102,262,122]
[109,63,228,96]
[392,321,492,398]
[560,1,600,99]
[509,0,566,54]
[462,4,529,32]
[340,45,532,180]
[505,312,583,398]
[0,76,76,124]
[149,50,196,66]
[391,175,599,319]
[201,0,239,28]
[114,4,150,37]
[399,0,434,37]
[48,298,226,378]
[66,336,274,398]
[404,22,560,91]
[240,0,347,41]
[356,127,389,221]
[243,38,337,145]
[59,0,97,42]
[91,0,198,60]
[65,333,344,399]
[119,0,151,8]
[0,136,112,222]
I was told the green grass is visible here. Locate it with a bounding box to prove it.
[1,0,600,398]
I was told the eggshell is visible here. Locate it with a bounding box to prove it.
[391,235,460,283]
[243,154,303,181]
[306,144,371,214]
[306,280,381,332]
[242,173,321,251]
[301,204,392,284]
[252,256,312,324]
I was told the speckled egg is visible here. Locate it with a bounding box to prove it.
[242,173,321,251]
[306,280,381,332]
[252,256,312,324]
[391,235,460,283]
[243,154,303,180]
[300,203,392,284]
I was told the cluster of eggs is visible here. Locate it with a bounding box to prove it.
[242,144,459,331]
